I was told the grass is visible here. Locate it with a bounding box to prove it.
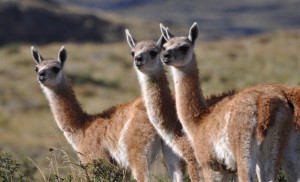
[0,30,300,180]
[0,150,289,182]
[196,30,300,94]
[0,149,128,182]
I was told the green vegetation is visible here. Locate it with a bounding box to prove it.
[0,151,36,181]
[278,168,288,182]
[85,159,127,182]
[0,149,128,182]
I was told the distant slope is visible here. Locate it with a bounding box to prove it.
[55,0,300,40]
[0,0,125,45]
[3,0,300,44]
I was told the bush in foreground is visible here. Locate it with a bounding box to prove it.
[0,151,36,181]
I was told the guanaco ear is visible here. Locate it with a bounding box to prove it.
[165,27,174,39]
[160,23,174,40]
[156,35,166,49]
[58,46,67,66]
[125,29,136,48]
[31,46,43,64]
[188,22,199,44]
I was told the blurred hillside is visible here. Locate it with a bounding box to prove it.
[0,0,124,45]
[0,0,159,45]
[1,0,300,45]
[55,0,300,39]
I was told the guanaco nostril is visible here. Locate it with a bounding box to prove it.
[134,56,144,67]
[164,52,171,59]
[38,70,46,77]
[135,56,143,62]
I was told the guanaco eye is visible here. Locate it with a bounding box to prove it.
[34,67,39,73]
[179,45,189,53]
[130,51,135,57]
[150,50,158,58]
[51,67,60,73]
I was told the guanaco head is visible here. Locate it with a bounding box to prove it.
[31,46,67,88]
[125,29,166,75]
[160,22,199,68]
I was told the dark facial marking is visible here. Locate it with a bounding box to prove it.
[131,51,135,57]
[51,67,61,73]
[179,45,190,54]
[34,66,39,73]
[149,50,158,58]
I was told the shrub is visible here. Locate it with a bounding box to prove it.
[85,159,127,182]
[38,147,127,182]
[0,151,22,181]
[278,167,288,182]
[0,151,36,181]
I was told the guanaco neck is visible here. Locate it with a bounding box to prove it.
[41,74,90,134]
[137,65,184,150]
[171,54,208,137]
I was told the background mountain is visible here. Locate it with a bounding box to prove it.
[1,0,300,45]
[0,0,158,45]
[0,0,124,45]
[55,0,300,39]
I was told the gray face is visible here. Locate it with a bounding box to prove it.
[161,37,194,68]
[34,59,63,88]
[130,41,162,74]
[160,22,199,68]
[31,46,67,88]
